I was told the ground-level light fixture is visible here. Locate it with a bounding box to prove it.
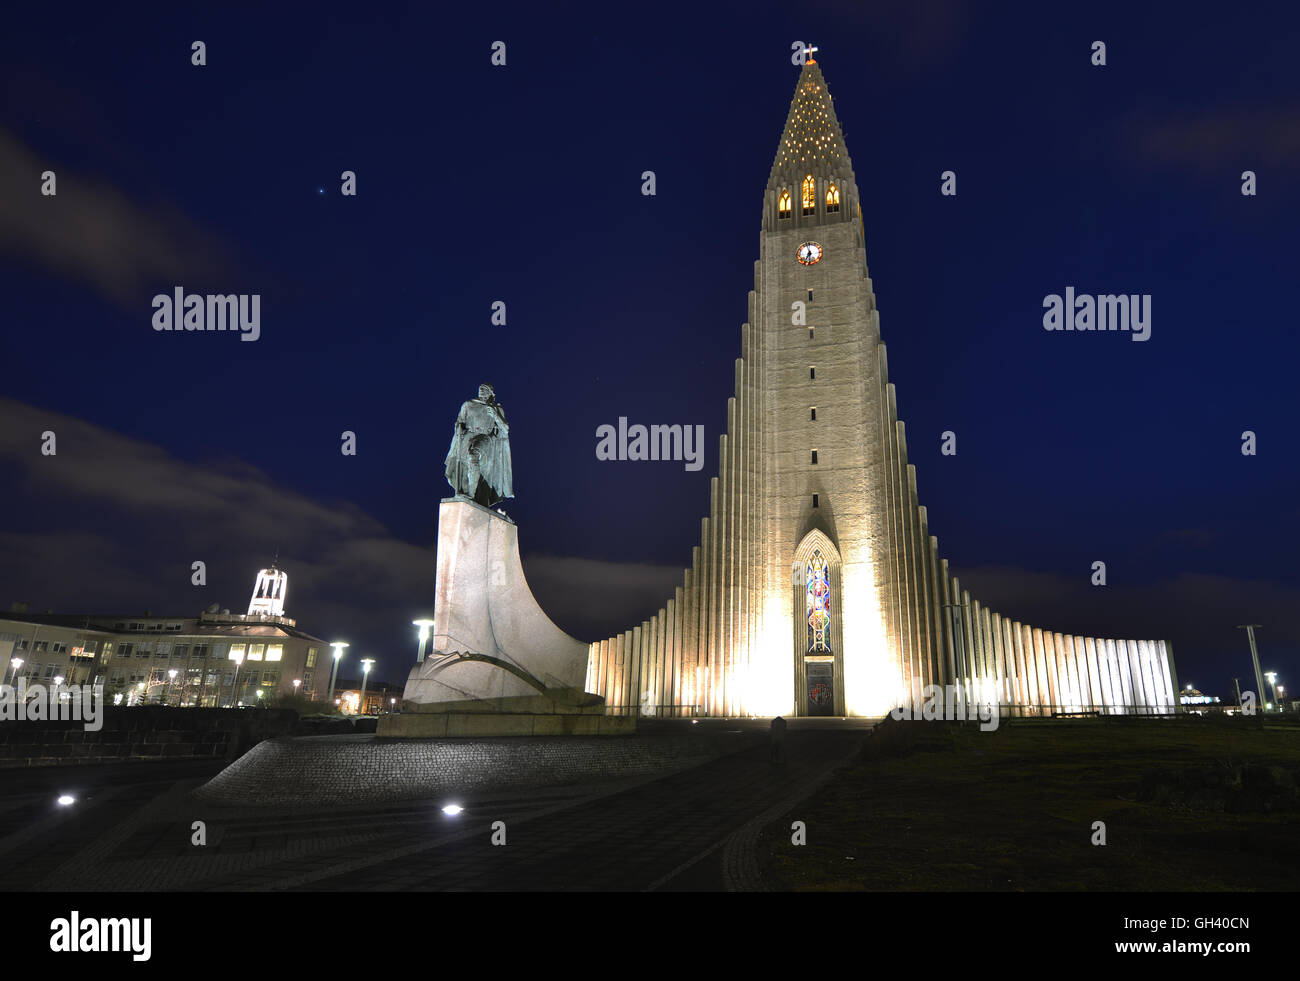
[441,804,464,816]
[57,795,75,807]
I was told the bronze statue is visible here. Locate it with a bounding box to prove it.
[444,383,514,507]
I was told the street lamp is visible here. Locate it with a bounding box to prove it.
[359,658,375,716]
[168,668,178,706]
[1265,672,1280,713]
[8,658,23,684]
[412,619,435,664]
[293,679,301,697]
[327,642,348,707]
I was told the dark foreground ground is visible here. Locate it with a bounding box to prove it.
[757,716,1300,891]
[0,719,869,891]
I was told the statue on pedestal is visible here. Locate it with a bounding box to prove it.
[444,383,514,507]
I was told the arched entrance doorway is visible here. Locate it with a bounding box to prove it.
[792,529,844,716]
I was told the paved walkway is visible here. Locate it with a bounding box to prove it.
[2,720,870,891]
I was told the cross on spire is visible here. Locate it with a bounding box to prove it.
[804,42,818,64]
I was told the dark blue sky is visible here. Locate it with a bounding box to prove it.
[2,1,1296,700]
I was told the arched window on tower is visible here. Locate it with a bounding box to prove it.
[777,190,792,219]
[806,551,832,653]
[826,182,840,213]
[801,175,816,216]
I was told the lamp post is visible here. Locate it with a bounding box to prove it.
[167,668,178,706]
[327,642,348,708]
[359,658,375,716]
[1265,671,1280,713]
[8,658,22,685]
[412,619,435,664]
[293,678,301,698]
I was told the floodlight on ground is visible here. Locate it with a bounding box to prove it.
[442,804,464,816]
[57,795,75,806]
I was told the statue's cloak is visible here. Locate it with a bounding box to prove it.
[444,398,513,502]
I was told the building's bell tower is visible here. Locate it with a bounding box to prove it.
[753,54,899,717]
[248,566,288,618]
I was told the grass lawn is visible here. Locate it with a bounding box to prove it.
[759,717,1300,890]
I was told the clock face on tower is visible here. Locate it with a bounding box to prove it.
[797,241,823,265]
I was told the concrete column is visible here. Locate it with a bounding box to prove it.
[906,466,932,688]
[1084,638,1106,712]
[666,596,678,716]
[1140,640,1162,714]
[961,588,977,705]
[888,388,914,694]
[970,599,984,690]
[1056,635,1073,711]
[698,516,712,715]
[1033,628,1056,714]
[989,612,1005,708]
[722,426,733,717]
[1119,639,1141,714]
[1004,617,1023,711]
[938,557,955,688]
[1162,641,1180,715]
[1112,641,1133,712]
[880,373,903,697]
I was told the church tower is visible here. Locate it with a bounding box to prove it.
[584,56,1178,720]
[248,565,288,618]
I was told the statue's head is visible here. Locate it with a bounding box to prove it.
[478,383,495,402]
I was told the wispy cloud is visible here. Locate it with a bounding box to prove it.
[0,127,231,305]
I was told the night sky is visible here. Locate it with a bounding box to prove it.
[2,2,1296,701]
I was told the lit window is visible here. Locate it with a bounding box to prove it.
[802,175,816,215]
[247,644,265,662]
[266,645,283,663]
[826,182,840,212]
[806,551,832,653]
[306,648,318,668]
[228,644,246,662]
[777,190,791,218]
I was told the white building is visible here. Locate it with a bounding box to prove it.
[0,566,329,707]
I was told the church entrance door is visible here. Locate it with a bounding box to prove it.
[805,659,834,716]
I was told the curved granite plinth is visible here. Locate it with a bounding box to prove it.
[405,498,591,707]
[194,731,748,805]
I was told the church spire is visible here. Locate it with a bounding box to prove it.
[768,59,856,190]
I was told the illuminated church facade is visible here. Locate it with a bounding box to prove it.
[583,57,1179,719]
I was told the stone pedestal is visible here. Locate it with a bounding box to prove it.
[384,497,628,736]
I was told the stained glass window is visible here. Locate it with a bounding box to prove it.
[801,175,816,215]
[778,190,792,218]
[826,182,840,212]
[806,550,831,652]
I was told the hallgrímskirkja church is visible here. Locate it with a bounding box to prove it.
[582,56,1179,719]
